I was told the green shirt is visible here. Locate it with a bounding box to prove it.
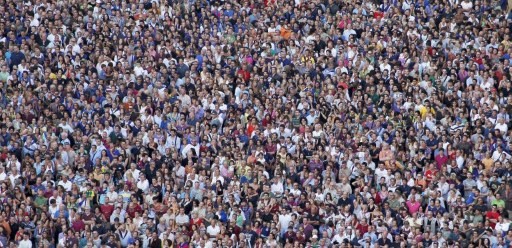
[34,196,47,209]
[491,199,506,208]
[236,215,244,227]
[291,116,301,128]
[0,72,8,82]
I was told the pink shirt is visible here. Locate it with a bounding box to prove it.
[406,201,421,215]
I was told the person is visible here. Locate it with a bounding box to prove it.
[149,232,162,248]
[0,0,510,246]
[18,232,32,248]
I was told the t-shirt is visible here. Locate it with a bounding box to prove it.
[406,201,421,214]
[175,214,189,225]
[491,199,506,208]
[279,214,292,232]
[206,224,220,237]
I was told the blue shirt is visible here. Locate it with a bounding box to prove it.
[466,192,476,205]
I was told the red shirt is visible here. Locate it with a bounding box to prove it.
[356,223,369,235]
[237,69,251,82]
[486,211,500,229]
[247,123,257,137]
[434,155,448,170]
[373,11,384,19]
[261,118,272,127]
[425,169,437,182]
[189,218,203,229]
[71,219,85,232]
[100,204,114,220]
[126,204,143,218]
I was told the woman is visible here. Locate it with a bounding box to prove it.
[265,233,279,247]
[324,193,336,206]
[214,180,224,197]
[446,189,459,212]
[176,235,190,248]
[125,217,137,233]
[378,185,389,202]
[415,174,427,190]
[189,212,202,230]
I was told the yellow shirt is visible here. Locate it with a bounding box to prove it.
[418,105,435,118]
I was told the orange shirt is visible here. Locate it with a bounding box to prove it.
[280,28,292,40]
[0,220,11,237]
[416,179,427,189]
[482,158,494,172]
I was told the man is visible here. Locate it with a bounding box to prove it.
[57,175,72,191]
[116,224,132,247]
[110,206,126,224]
[18,232,32,248]
[165,128,181,150]
[486,205,501,229]
[423,211,439,234]
[175,208,190,226]
[149,232,162,248]
[406,196,421,215]
[206,218,221,238]
[136,173,149,193]
[101,197,115,220]
[495,216,510,235]
[278,206,293,237]
[377,229,393,246]
[491,193,506,208]
[463,173,477,200]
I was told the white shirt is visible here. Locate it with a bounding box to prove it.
[165,135,181,150]
[496,222,510,234]
[279,213,292,232]
[495,123,508,134]
[8,174,20,188]
[181,143,200,158]
[175,214,189,225]
[270,182,284,195]
[492,150,506,162]
[206,224,220,237]
[137,179,150,193]
[174,166,186,180]
[290,188,301,197]
[375,167,389,180]
[19,239,32,248]
[461,0,473,10]
[58,180,72,191]
[49,204,59,217]
[106,191,118,202]
[126,168,140,181]
[210,175,225,186]
[159,231,175,243]
[117,230,132,247]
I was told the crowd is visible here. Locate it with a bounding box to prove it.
[1,0,512,247]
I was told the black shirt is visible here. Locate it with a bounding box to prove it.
[378,237,392,246]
